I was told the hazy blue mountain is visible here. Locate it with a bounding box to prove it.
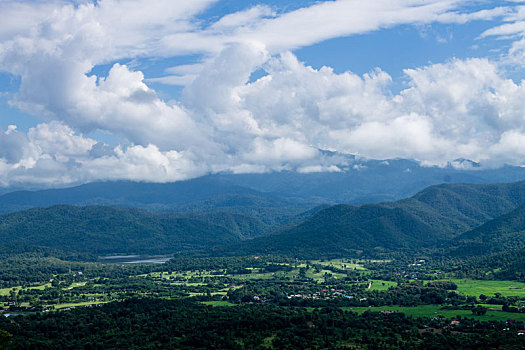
[214,160,525,204]
[0,177,265,213]
[1,159,525,216]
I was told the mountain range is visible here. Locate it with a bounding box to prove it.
[0,179,524,258]
[2,158,525,216]
[210,181,525,257]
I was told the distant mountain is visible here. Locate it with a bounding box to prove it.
[0,177,272,214]
[210,181,525,257]
[1,159,525,216]
[0,178,318,234]
[214,160,525,204]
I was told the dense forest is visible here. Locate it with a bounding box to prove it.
[2,298,525,349]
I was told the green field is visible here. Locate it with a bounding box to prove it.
[2,258,524,320]
[311,259,367,271]
[343,305,525,322]
[0,287,14,296]
[66,282,87,290]
[305,269,347,281]
[368,280,398,291]
[53,301,109,309]
[201,300,235,307]
[0,283,51,296]
[431,279,525,297]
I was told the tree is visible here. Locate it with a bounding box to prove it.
[472,305,487,316]
[0,329,12,350]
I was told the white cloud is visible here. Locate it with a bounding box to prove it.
[479,4,525,38]
[435,6,511,24]
[481,20,525,38]
[210,5,276,32]
[243,137,319,164]
[297,165,342,173]
[145,75,197,86]
[0,0,524,186]
[234,1,465,51]
[3,47,525,186]
[0,125,36,164]
[0,1,68,41]
[507,37,525,65]
[0,123,211,186]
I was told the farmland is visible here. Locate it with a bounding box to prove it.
[2,256,524,323]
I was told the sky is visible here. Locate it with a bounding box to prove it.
[1,0,525,187]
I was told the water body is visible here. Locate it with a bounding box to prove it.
[98,255,172,264]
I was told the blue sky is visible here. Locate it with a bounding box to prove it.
[0,0,525,187]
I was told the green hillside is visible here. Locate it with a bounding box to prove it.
[386,181,525,236]
[452,203,525,255]
[212,181,525,257]
[1,181,524,258]
[0,206,242,254]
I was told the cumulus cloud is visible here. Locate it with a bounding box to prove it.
[0,125,35,164]
[0,122,211,186]
[0,0,524,186]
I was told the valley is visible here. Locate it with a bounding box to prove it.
[0,179,524,348]
[1,255,525,348]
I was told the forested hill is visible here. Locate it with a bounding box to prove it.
[451,203,525,255]
[389,180,525,234]
[0,178,318,236]
[0,205,244,254]
[210,181,525,257]
[0,181,524,257]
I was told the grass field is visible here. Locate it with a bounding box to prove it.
[0,283,51,296]
[201,300,235,307]
[431,279,525,297]
[66,282,87,290]
[305,269,347,281]
[342,305,525,322]
[0,287,15,296]
[231,272,276,280]
[53,301,109,309]
[311,259,367,271]
[368,280,398,291]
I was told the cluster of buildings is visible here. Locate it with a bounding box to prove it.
[286,288,354,300]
